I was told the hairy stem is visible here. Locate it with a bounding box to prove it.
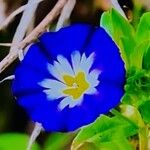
[27,122,43,150]
[56,0,76,31]
[139,126,148,150]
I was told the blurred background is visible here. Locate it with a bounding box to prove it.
[0,0,149,149]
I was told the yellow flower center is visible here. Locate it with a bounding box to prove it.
[63,72,89,100]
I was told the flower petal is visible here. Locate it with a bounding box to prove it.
[44,89,64,100]
[21,43,49,75]
[57,55,74,76]
[39,79,66,89]
[12,24,125,132]
[39,24,93,59]
[71,51,81,74]
[85,27,125,85]
[80,52,95,74]
[18,92,67,131]
[58,97,71,110]
[12,65,45,96]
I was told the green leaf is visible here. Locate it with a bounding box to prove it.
[130,41,150,69]
[138,100,150,124]
[101,9,135,43]
[130,12,150,69]
[143,45,150,70]
[136,12,150,43]
[0,133,40,150]
[72,115,138,150]
[123,68,150,107]
[120,105,144,128]
[100,9,135,70]
[75,137,132,150]
[95,137,132,150]
[44,133,75,150]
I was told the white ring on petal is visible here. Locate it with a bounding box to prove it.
[71,51,81,74]
[40,51,101,110]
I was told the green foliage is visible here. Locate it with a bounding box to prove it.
[72,115,138,150]
[124,69,150,98]
[131,12,150,69]
[100,9,135,43]
[0,133,40,150]
[130,41,150,69]
[139,101,150,124]
[143,46,150,70]
[122,68,150,125]
[135,12,150,43]
[100,9,150,72]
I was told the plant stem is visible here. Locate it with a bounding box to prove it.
[139,125,148,150]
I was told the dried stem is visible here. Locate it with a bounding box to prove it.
[20,0,67,49]
[139,126,149,150]
[0,0,6,23]
[0,75,15,84]
[0,0,44,30]
[56,0,76,31]
[0,43,12,47]
[10,0,40,54]
[27,122,43,150]
[0,0,68,73]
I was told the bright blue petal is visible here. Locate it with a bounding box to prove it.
[66,104,99,131]
[18,81,123,132]
[85,27,125,85]
[92,82,124,113]
[18,92,47,110]
[22,43,49,74]
[12,43,54,95]
[18,92,66,131]
[12,65,45,96]
[39,24,93,60]
[31,103,66,132]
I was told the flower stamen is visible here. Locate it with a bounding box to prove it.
[63,72,89,100]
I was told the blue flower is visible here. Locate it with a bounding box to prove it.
[12,24,125,132]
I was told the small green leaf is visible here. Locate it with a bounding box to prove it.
[136,12,150,43]
[100,9,135,70]
[130,41,150,69]
[72,115,138,150]
[138,100,150,124]
[95,137,133,150]
[123,68,150,107]
[120,105,144,128]
[143,46,150,70]
[101,9,135,43]
[120,37,136,68]
[0,133,40,150]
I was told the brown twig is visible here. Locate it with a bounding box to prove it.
[0,0,68,73]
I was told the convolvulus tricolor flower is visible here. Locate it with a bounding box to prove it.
[12,24,125,132]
